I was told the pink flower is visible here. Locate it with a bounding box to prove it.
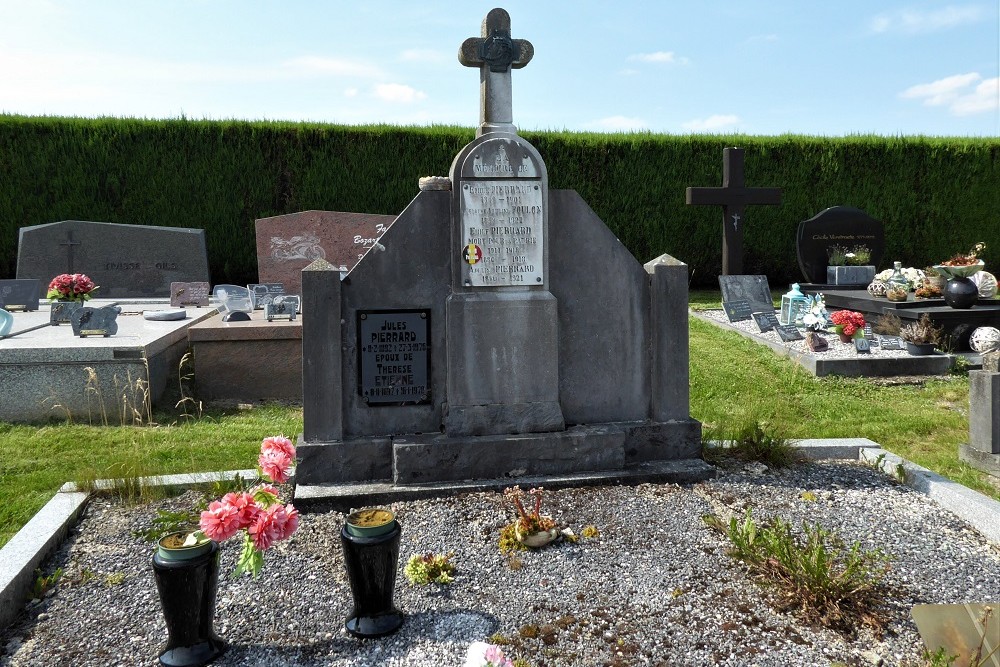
[483,645,514,667]
[261,435,295,459]
[249,504,288,550]
[277,504,299,540]
[221,492,259,529]
[199,499,242,541]
[259,449,293,484]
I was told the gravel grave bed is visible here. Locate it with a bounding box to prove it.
[2,461,999,667]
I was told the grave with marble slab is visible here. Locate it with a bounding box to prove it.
[16,220,210,298]
[255,211,396,295]
[295,8,704,489]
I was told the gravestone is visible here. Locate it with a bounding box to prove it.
[0,279,40,311]
[296,8,703,487]
[170,282,210,308]
[686,148,782,275]
[718,275,774,314]
[16,220,209,298]
[255,211,396,294]
[796,207,884,285]
[959,369,1000,476]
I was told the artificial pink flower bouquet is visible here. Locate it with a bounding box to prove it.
[199,436,299,578]
[46,273,98,302]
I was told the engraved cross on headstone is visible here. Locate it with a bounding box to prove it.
[686,147,782,275]
[59,231,81,272]
[459,7,534,136]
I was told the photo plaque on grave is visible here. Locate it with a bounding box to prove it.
[752,311,780,332]
[170,281,210,308]
[249,283,285,309]
[358,310,431,406]
[723,300,752,322]
[776,325,804,342]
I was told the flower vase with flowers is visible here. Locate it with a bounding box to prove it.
[829,310,865,344]
[935,242,986,309]
[47,273,99,324]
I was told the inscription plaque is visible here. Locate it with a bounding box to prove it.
[358,310,431,405]
[752,311,780,332]
[0,279,40,311]
[170,281,210,308]
[461,179,544,287]
[723,300,752,322]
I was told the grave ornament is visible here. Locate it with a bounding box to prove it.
[70,305,121,337]
[212,285,253,322]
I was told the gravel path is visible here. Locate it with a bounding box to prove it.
[2,461,999,667]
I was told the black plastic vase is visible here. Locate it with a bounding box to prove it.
[151,541,227,667]
[340,522,405,638]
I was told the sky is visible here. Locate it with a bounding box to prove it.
[0,1,998,137]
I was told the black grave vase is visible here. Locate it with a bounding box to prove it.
[340,522,404,638]
[151,541,227,667]
[944,276,979,309]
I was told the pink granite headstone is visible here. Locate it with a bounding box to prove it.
[255,210,397,294]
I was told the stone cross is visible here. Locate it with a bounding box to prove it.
[59,231,81,272]
[686,147,782,275]
[459,7,534,136]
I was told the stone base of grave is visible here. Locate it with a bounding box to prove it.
[295,419,702,486]
[959,444,1000,478]
[187,311,302,403]
[0,300,215,422]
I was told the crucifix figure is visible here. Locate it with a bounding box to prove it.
[686,147,782,275]
[458,8,534,136]
[59,231,81,272]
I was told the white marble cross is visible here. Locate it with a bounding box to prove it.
[458,8,534,135]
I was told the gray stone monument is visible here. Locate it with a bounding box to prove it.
[296,8,703,487]
[959,368,1000,476]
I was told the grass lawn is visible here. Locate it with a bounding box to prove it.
[0,291,991,548]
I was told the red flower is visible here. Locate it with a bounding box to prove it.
[830,310,865,336]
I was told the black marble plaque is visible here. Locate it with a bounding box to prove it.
[358,310,430,406]
[752,311,780,332]
[863,323,874,338]
[723,299,752,322]
[795,207,884,284]
[0,279,40,311]
[170,281,210,307]
[248,283,285,309]
[879,335,904,350]
[776,325,804,342]
[854,337,871,354]
[718,275,775,313]
[70,305,120,337]
[265,295,300,321]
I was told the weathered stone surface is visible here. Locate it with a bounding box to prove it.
[296,436,392,484]
[968,370,1000,455]
[255,210,395,294]
[17,220,209,298]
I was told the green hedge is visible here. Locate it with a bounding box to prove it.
[1,115,997,288]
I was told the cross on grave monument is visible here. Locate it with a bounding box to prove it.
[686,147,782,275]
[459,7,534,136]
[59,231,81,272]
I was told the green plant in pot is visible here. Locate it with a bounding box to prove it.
[829,309,865,344]
[503,485,560,548]
[899,313,942,355]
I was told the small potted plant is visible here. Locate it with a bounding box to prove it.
[899,313,942,355]
[504,486,559,548]
[826,245,875,286]
[47,273,99,324]
[829,309,865,344]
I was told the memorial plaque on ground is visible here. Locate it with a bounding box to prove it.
[255,211,396,294]
[880,335,904,350]
[70,305,120,337]
[17,220,209,298]
[854,338,871,354]
[796,207,884,284]
[723,300,752,322]
[0,279,40,310]
[170,282,210,308]
[249,283,285,309]
[718,275,775,313]
[776,325,804,342]
[358,310,430,405]
[753,311,780,332]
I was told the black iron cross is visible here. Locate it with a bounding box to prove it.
[459,8,534,135]
[686,147,782,275]
[59,231,81,272]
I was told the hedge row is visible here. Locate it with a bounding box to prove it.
[1,115,997,288]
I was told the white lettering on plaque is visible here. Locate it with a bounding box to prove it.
[460,180,544,286]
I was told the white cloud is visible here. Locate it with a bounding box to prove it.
[901,72,999,115]
[681,114,741,132]
[584,115,648,131]
[373,83,426,103]
[628,51,689,65]
[399,48,448,64]
[869,5,985,34]
[344,87,359,98]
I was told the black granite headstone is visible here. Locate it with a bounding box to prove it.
[795,207,884,284]
[16,220,210,298]
[718,275,775,314]
[0,279,40,311]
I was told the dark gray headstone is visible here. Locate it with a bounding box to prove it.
[718,275,774,313]
[17,220,210,298]
[70,305,120,337]
[0,279,40,311]
[796,207,884,284]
